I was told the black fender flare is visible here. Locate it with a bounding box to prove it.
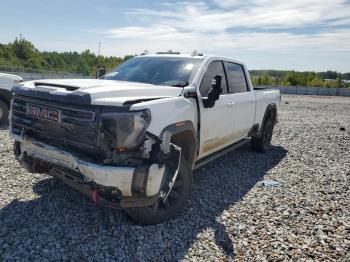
[160,120,197,167]
[259,103,277,133]
[160,120,196,138]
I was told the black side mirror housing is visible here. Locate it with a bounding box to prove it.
[183,87,198,98]
[97,68,106,79]
[203,75,222,108]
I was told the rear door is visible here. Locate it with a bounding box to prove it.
[198,60,237,158]
[224,61,255,139]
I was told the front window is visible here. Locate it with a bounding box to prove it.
[199,61,228,97]
[103,57,202,87]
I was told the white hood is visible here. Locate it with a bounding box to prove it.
[17,79,183,106]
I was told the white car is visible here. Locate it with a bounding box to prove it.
[0,73,23,124]
[10,52,280,224]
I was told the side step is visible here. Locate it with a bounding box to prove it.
[194,138,250,169]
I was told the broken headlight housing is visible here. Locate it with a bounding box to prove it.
[99,109,151,150]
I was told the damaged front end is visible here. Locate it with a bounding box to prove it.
[11,95,179,209]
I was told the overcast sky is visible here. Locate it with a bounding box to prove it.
[1,0,350,72]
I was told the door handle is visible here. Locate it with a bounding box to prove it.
[227,101,235,107]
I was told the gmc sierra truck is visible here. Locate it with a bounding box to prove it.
[0,73,23,124]
[10,53,280,224]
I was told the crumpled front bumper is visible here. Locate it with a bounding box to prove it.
[15,137,165,199]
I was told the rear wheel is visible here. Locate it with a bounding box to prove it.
[251,116,275,153]
[126,155,193,224]
[0,100,9,125]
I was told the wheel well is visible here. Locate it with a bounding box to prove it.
[170,130,197,168]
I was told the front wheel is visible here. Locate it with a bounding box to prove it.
[126,155,193,224]
[251,117,275,153]
[0,100,9,125]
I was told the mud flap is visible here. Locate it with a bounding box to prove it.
[160,143,181,202]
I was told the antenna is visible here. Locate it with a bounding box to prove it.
[191,50,203,56]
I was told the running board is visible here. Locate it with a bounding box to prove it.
[194,138,250,169]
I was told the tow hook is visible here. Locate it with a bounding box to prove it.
[161,143,181,202]
[31,161,47,173]
[92,189,98,203]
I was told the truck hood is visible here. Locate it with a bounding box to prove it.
[13,79,183,106]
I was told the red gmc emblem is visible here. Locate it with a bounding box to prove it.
[26,104,60,122]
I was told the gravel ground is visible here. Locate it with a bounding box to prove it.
[0,95,349,261]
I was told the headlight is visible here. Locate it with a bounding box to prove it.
[100,109,151,150]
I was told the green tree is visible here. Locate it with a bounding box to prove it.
[308,77,323,87]
[12,38,38,60]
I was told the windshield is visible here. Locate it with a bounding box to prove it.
[103,56,202,87]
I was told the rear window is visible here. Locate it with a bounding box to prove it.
[224,62,249,93]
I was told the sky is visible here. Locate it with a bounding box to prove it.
[1,0,350,72]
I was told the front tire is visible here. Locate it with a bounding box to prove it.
[126,155,193,224]
[0,100,9,125]
[251,117,275,153]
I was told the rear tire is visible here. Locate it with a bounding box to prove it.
[0,100,9,125]
[251,117,275,153]
[126,155,193,225]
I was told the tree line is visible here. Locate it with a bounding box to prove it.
[0,38,130,76]
[1,38,349,88]
[250,70,350,88]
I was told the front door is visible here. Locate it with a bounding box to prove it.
[198,61,238,158]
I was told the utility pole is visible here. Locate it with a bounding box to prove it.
[98,42,101,56]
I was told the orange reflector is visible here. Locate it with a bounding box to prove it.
[115,147,127,152]
[176,122,185,127]
[92,189,97,203]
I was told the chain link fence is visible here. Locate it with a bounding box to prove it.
[0,66,93,80]
[258,85,350,97]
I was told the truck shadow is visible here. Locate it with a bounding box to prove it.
[1,144,287,261]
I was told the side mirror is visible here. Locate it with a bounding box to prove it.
[203,75,222,108]
[96,67,106,79]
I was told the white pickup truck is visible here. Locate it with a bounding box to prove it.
[10,53,280,224]
[0,73,23,124]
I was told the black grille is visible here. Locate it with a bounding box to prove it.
[11,95,100,156]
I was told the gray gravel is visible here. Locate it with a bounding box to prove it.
[1,94,349,261]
